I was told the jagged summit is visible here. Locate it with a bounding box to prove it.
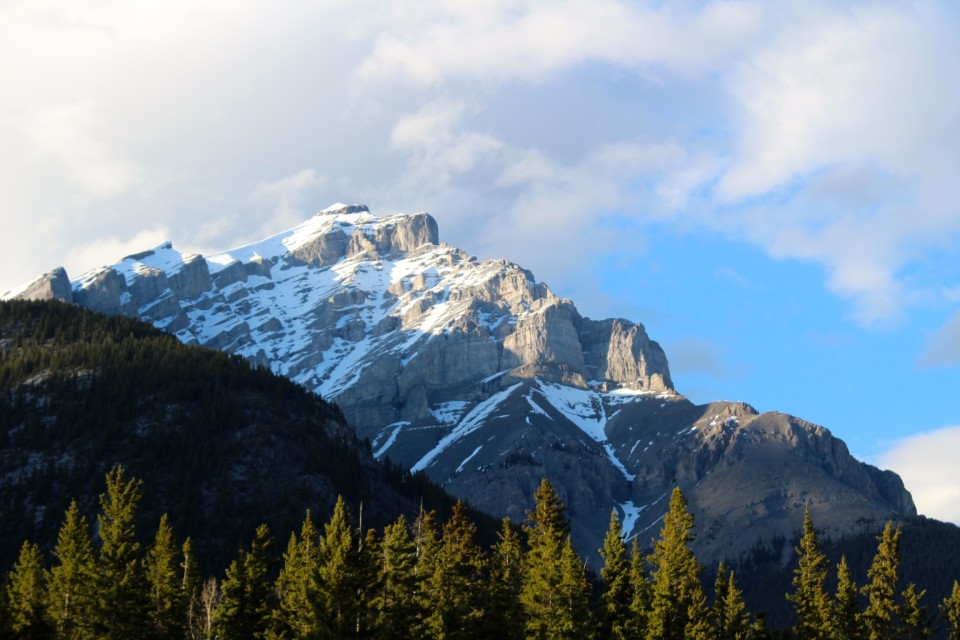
[6,204,915,563]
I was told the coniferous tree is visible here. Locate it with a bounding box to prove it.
[598,510,631,640]
[95,465,150,639]
[485,518,524,640]
[720,571,750,640]
[181,537,204,640]
[214,524,273,640]
[786,508,832,640]
[427,501,486,639]
[645,487,701,640]
[377,514,420,640]
[520,479,571,639]
[314,497,361,637]
[898,583,932,640]
[627,539,651,639]
[356,527,382,637]
[942,581,960,640]
[5,541,51,639]
[412,505,441,636]
[862,522,901,640]
[713,563,731,638]
[554,536,593,639]
[271,512,320,638]
[47,501,96,640]
[833,555,863,640]
[144,514,184,639]
[683,584,712,640]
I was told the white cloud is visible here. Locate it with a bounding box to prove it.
[23,100,140,199]
[253,169,327,235]
[356,0,764,85]
[876,425,960,525]
[64,227,171,278]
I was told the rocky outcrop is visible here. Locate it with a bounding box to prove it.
[10,267,73,303]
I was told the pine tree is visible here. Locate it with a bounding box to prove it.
[720,571,750,640]
[314,496,361,637]
[645,487,702,640]
[485,518,524,640]
[862,522,901,640]
[598,510,631,640]
[5,541,51,639]
[377,514,421,640]
[627,539,651,639]
[833,555,863,640]
[942,581,960,640]
[272,512,320,638]
[413,505,441,636]
[47,500,96,640]
[144,514,184,639]
[898,583,931,640]
[356,527,382,637]
[181,537,204,640]
[427,501,487,639]
[95,465,150,639]
[712,563,731,638]
[553,536,593,639]
[786,508,832,640]
[683,584,712,640]
[520,478,572,638]
[214,524,274,639]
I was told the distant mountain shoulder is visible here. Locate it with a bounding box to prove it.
[4,204,917,564]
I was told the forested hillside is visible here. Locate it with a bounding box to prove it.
[0,300,496,573]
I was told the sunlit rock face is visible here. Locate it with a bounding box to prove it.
[9,203,915,564]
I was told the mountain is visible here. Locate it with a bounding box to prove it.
[6,203,916,564]
[0,299,498,573]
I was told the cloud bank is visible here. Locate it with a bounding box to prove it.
[1,0,958,357]
[876,425,960,525]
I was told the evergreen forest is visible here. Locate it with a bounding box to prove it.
[3,470,960,639]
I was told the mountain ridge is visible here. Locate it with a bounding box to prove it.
[6,203,916,564]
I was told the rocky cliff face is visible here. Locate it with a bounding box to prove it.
[5,203,915,563]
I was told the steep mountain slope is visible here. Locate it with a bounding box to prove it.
[0,299,497,572]
[7,204,916,563]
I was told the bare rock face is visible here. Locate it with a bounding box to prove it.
[7,203,917,567]
[10,267,73,303]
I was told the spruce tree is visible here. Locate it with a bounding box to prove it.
[598,510,631,640]
[144,514,184,639]
[942,581,960,640]
[413,505,441,635]
[485,518,524,640]
[898,583,931,640]
[862,522,901,640]
[786,507,832,640]
[377,514,421,640]
[427,501,486,639]
[683,584,712,640]
[553,536,593,639]
[712,563,730,638]
[314,496,361,637]
[520,479,571,638]
[95,465,150,639]
[720,571,750,640]
[214,524,273,640]
[47,500,96,640]
[5,541,51,639]
[627,539,651,639]
[833,555,863,640]
[181,537,203,640]
[272,512,320,638]
[645,487,701,640]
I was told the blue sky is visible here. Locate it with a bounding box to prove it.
[1,0,958,522]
